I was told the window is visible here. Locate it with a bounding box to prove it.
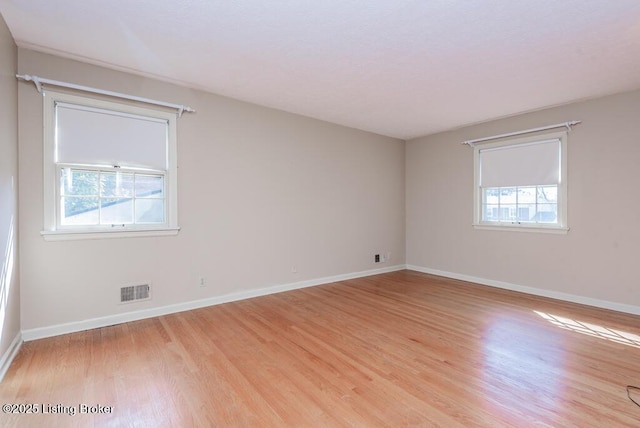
[473,130,567,232]
[59,169,165,226]
[42,90,179,240]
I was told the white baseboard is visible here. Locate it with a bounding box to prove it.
[22,264,405,342]
[0,332,22,382]
[406,264,640,316]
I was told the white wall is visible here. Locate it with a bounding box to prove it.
[0,14,20,363]
[406,89,640,311]
[18,49,405,334]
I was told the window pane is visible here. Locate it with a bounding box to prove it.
[499,187,517,204]
[517,187,536,204]
[518,204,536,222]
[500,205,516,222]
[101,172,134,197]
[61,197,99,225]
[482,205,499,221]
[135,175,164,198]
[61,169,98,196]
[483,188,499,206]
[135,199,165,223]
[537,186,558,203]
[100,198,133,224]
[58,169,169,226]
[536,204,557,223]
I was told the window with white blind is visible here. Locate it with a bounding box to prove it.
[473,130,568,232]
[42,90,179,240]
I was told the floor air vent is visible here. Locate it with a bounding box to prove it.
[120,284,151,303]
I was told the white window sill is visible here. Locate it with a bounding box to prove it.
[41,227,180,241]
[473,224,569,234]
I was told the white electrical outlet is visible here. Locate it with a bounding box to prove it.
[291,265,298,273]
[198,277,207,287]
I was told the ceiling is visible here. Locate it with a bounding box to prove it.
[2,1,640,140]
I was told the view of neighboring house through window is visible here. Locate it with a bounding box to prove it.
[482,185,558,223]
[473,130,568,232]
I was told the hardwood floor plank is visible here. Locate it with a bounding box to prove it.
[1,270,640,426]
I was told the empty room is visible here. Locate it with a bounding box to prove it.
[1,1,640,426]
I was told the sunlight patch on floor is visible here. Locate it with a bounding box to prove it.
[534,310,640,348]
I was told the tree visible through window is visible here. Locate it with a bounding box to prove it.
[60,169,165,225]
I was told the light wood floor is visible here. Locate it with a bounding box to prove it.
[2,270,640,427]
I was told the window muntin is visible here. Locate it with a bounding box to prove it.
[481,185,558,224]
[43,90,178,238]
[59,167,165,228]
[473,131,567,231]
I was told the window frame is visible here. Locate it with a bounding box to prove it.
[56,165,167,229]
[472,130,568,233]
[42,90,179,241]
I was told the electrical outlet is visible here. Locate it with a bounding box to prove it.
[198,277,207,287]
[291,265,298,273]
[375,254,380,263]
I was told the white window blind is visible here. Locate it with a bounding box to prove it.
[55,103,168,170]
[480,139,561,188]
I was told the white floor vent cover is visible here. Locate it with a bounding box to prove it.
[120,284,151,303]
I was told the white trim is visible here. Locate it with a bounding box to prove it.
[0,333,23,382]
[21,264,405,341]
[406,264,640,316]
[472,224,569,234]
[41,227,180,241]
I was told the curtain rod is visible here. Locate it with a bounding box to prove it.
[16,74,196,117]
[462,121,581,146]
